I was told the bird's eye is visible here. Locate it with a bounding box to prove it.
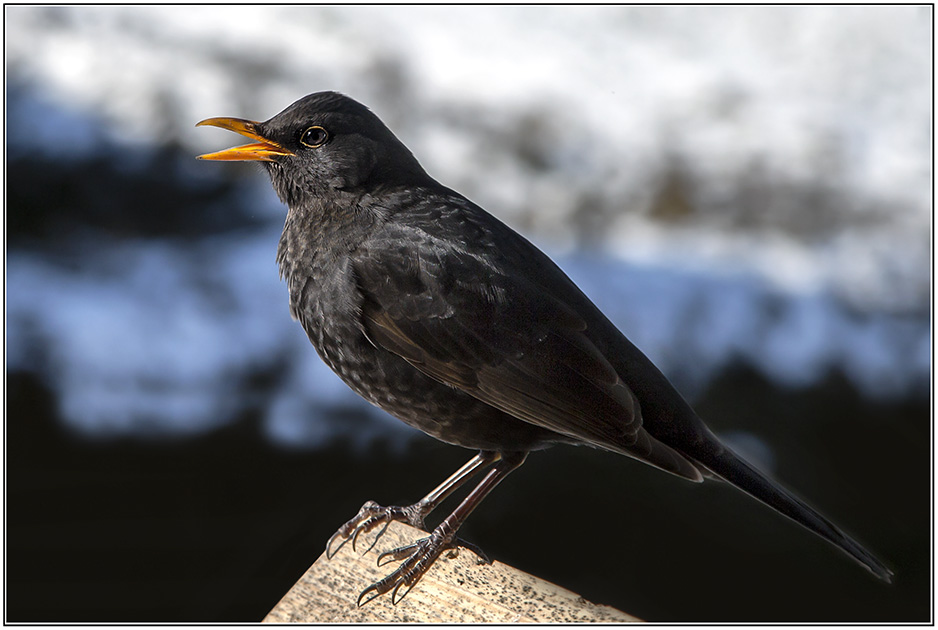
[300,125,329,148]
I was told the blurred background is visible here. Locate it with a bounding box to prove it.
[5,5,931,622]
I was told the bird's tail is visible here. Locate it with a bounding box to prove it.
[691,437,894,583]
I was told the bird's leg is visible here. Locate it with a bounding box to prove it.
[357,451,527,606]
[326,451,499,558]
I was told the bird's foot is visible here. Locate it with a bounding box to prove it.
[327,500,491,606]
[357,525,476,606]
[325,500,429,559]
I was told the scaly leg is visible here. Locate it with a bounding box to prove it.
[325,451,500,559]
[356,451,527,606]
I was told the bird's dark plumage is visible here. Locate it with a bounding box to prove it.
[197,91,893,603]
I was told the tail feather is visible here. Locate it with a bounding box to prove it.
[692,439,894,583]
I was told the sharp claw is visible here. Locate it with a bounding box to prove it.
[357,584,383,608]
[326,533,346,559]
[376,541,418,567]
[391,578,414,606]
[362,520,391,556]
[350,524,364,553]
[358,517,380,550]
[455,538,491,564]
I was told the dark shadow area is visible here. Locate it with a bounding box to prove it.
[7,363,929,622]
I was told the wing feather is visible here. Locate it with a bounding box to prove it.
[354,206,704,481]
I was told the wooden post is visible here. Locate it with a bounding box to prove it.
[263,521,640,623]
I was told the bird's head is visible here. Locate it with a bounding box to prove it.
[197,91,430,207]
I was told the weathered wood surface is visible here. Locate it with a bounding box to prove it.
[263,520,640,623]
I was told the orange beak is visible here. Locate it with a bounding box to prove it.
[195,117,294,161]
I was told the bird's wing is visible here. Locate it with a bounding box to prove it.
[353,215,703,481]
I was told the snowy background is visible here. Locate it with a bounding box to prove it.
[5,5,931,623]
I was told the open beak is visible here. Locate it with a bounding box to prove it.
[195,117,294,161]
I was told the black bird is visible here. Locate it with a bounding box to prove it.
[197,91,892,605]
